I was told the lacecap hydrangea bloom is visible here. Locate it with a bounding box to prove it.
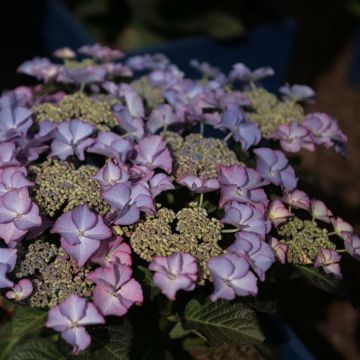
[0,44,356,357]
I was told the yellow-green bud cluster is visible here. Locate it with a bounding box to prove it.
[277,217,336,265]
[131,77,164,109]
[245,87,304,137]
[16,238,94,308]
[30,159,109,217]
[33,91,117,131]
[63,58,95,69]
[129,202,224,283]
[161,131,184,152]
[173,134,240,181]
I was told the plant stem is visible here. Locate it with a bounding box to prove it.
[200,122,204,135]
[221,228,239,234]
[223,132,233,143]
[337,249,347,253]
[199,193,204,207]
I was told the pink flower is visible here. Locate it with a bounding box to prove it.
[178,175,219,193]
[149,253,198,300]
[314,248,342,279]
[87,263,143,317]
[282,189,310,211]
[6,279,33,300]
[0,166,33,196]
[267,200,293,227]
[269,237,288,264]
[51,205,112,266]
[0,248,17,288]
[46,295,105,354]
[149,173,175,197]
[341,232,360,260]
[94,160,130,190]
[331,217,353,235]
[310,200,333,223]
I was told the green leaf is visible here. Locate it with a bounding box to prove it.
[183,300,265,346]
[138,266,160,299]
[12,306,48,338]
[169,321,193,339]
[295,265,343,295]
[61,320,132,360]
[8,338,65,360]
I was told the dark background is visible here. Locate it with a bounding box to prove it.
[1,1,360,358]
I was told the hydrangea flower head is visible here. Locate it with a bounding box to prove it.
[51,205,112,266]
[207,253,258,301]
[87,263,143,317]
[149,253,198,300]
[46,294,105,354]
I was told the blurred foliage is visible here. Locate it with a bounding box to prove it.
[350,0,360,16]
[62,0,274,50]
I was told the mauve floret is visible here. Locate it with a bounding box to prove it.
[267,199,293,227]
[314,248,342,279]
[17,57,59,81]
[310,199,333,223]
[87,263,143,317]
[218,164,269,210]
[147,104,177,134]
[134,135,172,174]
[78,44,124,62]
[0,248,17,288]
[341,232,360,260]
[5,278,33,301]
[149,173,175,197]
[91,236,132,267]
[57,63,106,85]
[228,63,274,83]
[331,217,353,235]
[282,189,310,211]
[149,253,198,300]
[221,202,271,239]
[269,237,288,264]
[112,105,144,140]
[0,142,19,168]
[50,119,95,161]
[178,175,220,193]
[94,160,130,190]
[0,166,33,196]
[126,53,170,71]
[46,294,105,354]
[0,188,41,246]
[87,131,132,162]
[51,205,112,266]
[254,148,298,191]
[279,84,315,102]
[271,121,314,153]
[207,253,258,301]
[227,232,275,281]
[53,47,76,59]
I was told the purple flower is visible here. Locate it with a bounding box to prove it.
[227,232,275,281]
[78,44,124,62]
[147,105,177,134]
[254,148,297,191]
[272,122,314,153]
[190,59,222,79]
[149,173,175,197]
[87,263,143,317]
[331,217,353,235]
[0,248,17,288]
[134,136,172,174]
[46,294,105,354]
[50,120,95,161]
[149,253,198,300]
[113,105,144,140]
[221,105,261,150]
[341,232,360,260]
[57,65,106,85]
[126,54,170,71]
[51,205,112,266]
[5,278,33,300]
[0,166,33,196]
[91,236,132,267]
[314,248,342,279]
[207,253,258,301]
[267,200,293,227]
[94,160,130,190]
[269,237,288,264]
[178,175,219,194]
[218,165,268,210]
[221,202,271,239]
[303,112,347,154]
[0,94,33,140]
[87,132,132,161]
[102,182,155,225]
[282,189,310,211]
[0,188,41,246]
[228,63,274,84]
[101,63,133,77]
[53,47,76,59]
[17,58,59,81]
[279,84,315,102]
[310,200,333,223]
[0,142,19,168]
